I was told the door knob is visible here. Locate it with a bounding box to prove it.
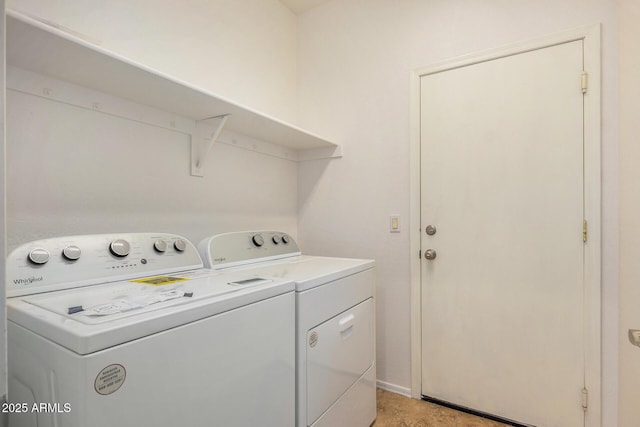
[424,249,437,260]
[425,225,437,235]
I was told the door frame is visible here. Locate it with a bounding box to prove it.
[409,25,601,426]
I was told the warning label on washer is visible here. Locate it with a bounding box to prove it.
[130,276,189,286]
[95,364,126,395]
[82,289,188,316]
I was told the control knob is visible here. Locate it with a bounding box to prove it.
[252,234,264,247]
[28,248,50,265]
[174,239,187,252]
[154,239,168,253]
[272,235,281,245]
[281,235,290,244]
[62,245,82,261]
[110,239,131,257]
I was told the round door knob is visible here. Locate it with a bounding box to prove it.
[252,234,264,247]
[424,249,437,260]
[62,245,82,261]
[173,239,187,252]
[154,239,168,253]
[28,248,50,265]
[110,239,131,257]
[426,225,437,236]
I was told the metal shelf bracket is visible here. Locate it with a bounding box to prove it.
[191,114,230,177]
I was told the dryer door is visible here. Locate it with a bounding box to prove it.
[306,297,374,425]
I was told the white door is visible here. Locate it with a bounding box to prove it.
[420,40,586,426]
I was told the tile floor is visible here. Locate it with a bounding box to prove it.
[372,388,512,427]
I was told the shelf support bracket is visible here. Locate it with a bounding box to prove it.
[191,114,230,177]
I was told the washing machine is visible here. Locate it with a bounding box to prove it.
[6,232,295,427]
[199,231,376,427]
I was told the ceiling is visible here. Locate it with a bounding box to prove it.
[279,0,331,15]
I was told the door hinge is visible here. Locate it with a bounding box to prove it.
[582,387,589,411]
[583,220,588,243]
[581,72,588,94]
[419,249,422,259]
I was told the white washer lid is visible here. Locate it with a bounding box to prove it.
[8,269,294,355]
[227,256,375,292]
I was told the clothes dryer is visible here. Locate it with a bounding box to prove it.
[199,231,376,427]
[6,233,295,427]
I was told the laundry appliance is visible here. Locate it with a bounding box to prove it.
[6,232,295,427]
[199,231,376,427]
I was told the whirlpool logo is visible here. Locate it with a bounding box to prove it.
[13,276,44,286]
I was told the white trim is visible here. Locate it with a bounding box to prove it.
[413,25,598,78]
[376,380,412,398]
[409,24,602,426]
[581,24,602,427]
[409,62,422,400]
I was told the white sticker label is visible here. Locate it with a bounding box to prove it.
[83,290,187,316]
[95,364,126,395]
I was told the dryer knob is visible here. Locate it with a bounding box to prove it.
[281,235,291,244]
[154,239,168,253]
[62,245,82,261]
[252,234,265,247]
[174,239,187,252]
[272,235,282,245]
[109,239,131,257]
[28,248,50,265]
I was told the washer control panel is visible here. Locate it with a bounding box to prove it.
[200,231,300,269]
[7,233,202,297]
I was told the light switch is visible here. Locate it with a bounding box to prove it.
[390,215,400,233]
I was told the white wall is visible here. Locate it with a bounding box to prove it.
[6,90,299,248]
[617,0,640,425]
[296,0,618,424]
[4,0,300,248]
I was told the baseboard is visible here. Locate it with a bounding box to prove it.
[376,380,412,398]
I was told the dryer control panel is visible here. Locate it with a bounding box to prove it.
[200,231,300,269]
[7,233,203,297]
